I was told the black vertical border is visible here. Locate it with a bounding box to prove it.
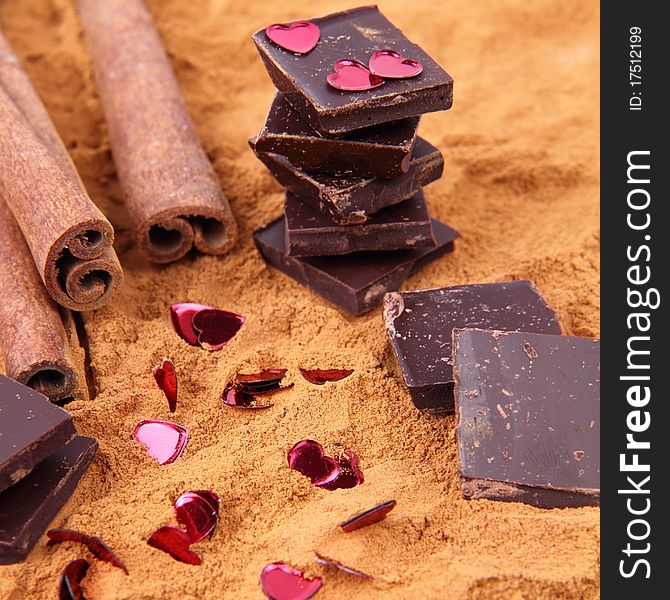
[601,2,666,596]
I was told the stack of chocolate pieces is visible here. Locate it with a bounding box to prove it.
[250,6,458,315]
[383,281,600,508]
[0,375,97,563]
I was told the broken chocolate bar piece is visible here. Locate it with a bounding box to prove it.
[254,218,458,315]
[284,191,435,257]
[0,435,98,564]
[254,93,419,179]
[383,281,562,412]
[250,136,444,225]
[453,329,600,508]
[0,375,76,494]
[252,6,453,135]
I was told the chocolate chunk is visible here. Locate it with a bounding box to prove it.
[254,93,419,179]
[0,435,98,564]
[453,329,600,508]
[254,218,458,315]
[250,136,444,225]
[383,281,562,412]
[0,375,76,494]
[252,6,453,135]
[284,191,435,257]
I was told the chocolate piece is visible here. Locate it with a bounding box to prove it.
[0,435,97,564]
[0,375,76,494]
[250,136,443,225]
[255,93,419,179]
[454,329,600,508]
[383,281,562,412]
[252,6,453,135]
[285,191,435,256]
[254,218,458,315]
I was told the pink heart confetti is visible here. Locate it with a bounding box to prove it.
[299,369,353,385]
[133,419,188,465]
[326,59,385,91]
[260,562,322,600]
[368,49,423,78]
[174,491,220,544]
[152,358,178,413]
[265,22,320,54]
[317,449,364,491]
[288,440,340,487]
[147,526,201,565]
[192,308,245,351]
[223,383,274,410]
[340,500,397,533]
[170,302,210,346]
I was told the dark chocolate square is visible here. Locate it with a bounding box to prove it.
[255,93,419,179]
[252,6,453,135]
[0,375,76,494]
[383,281,562,412]
[250,136,444,225]
[284,190,435,256]
[254,217,458,315]
[454,329,600,508]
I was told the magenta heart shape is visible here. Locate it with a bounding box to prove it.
[287,440,340,486]
[147,526,201,565]
[369,49,423,79]
[265,22,320,54]
[326,59,385,91]
[133,419,188,465]
[175,492,219,544]
[170,302,211,346]
[260,562,322,600]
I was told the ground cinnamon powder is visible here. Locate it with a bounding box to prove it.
[0,0,599,598]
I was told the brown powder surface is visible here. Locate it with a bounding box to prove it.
[0,0,599,598]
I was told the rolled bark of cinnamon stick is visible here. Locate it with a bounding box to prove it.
[0,199,87,402]
[76,0,237,263]
[0,32,123,312]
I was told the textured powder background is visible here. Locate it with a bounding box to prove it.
[0,0,599,598]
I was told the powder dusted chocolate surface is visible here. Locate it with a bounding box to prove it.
[0,0,599,598]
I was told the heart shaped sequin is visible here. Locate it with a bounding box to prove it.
[265,22,320,54]
[260,562,322,600]
[174,491,220,544]
[326,59,385,91]
[287,440,340,486]
[147,526,201,565]
[369,49,423,78]
[133,420,188,465]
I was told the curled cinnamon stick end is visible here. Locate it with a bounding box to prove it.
[76,0,237,263]
[0,200,85,403]
[0,30,123,312]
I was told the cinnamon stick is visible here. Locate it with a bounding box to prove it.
[76,0,237,263]
[0,199,86,402]
[0,31,123,312]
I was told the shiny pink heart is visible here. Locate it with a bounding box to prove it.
[133,419,188,465]
[287,440,340,486]
[174,491,220,544]
[369,49,423,78]
[265,22,320,54]
[260,562,322,600]
[326,59,385,91]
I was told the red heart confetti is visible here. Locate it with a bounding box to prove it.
[189,489,221,516]
[265,22,320,54]
[47,529,128,574]
[192,308,245,351]
[288,440,341,487]
[326,59,385,91]
[58,558,89,600]
[314,552,373,579]
[368,49,423,78]
[133,419,188,465]
[238,368,288,392]
[152,358,178,413]
[223,368,292,409]
[222,383,274,410]
[340,500,397,533]
[175,491,220,544]
[147,526,202,565]
[260,562,323,600]
[170,302,210,346]
[317,449,364,491]
[299,369,353,385]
